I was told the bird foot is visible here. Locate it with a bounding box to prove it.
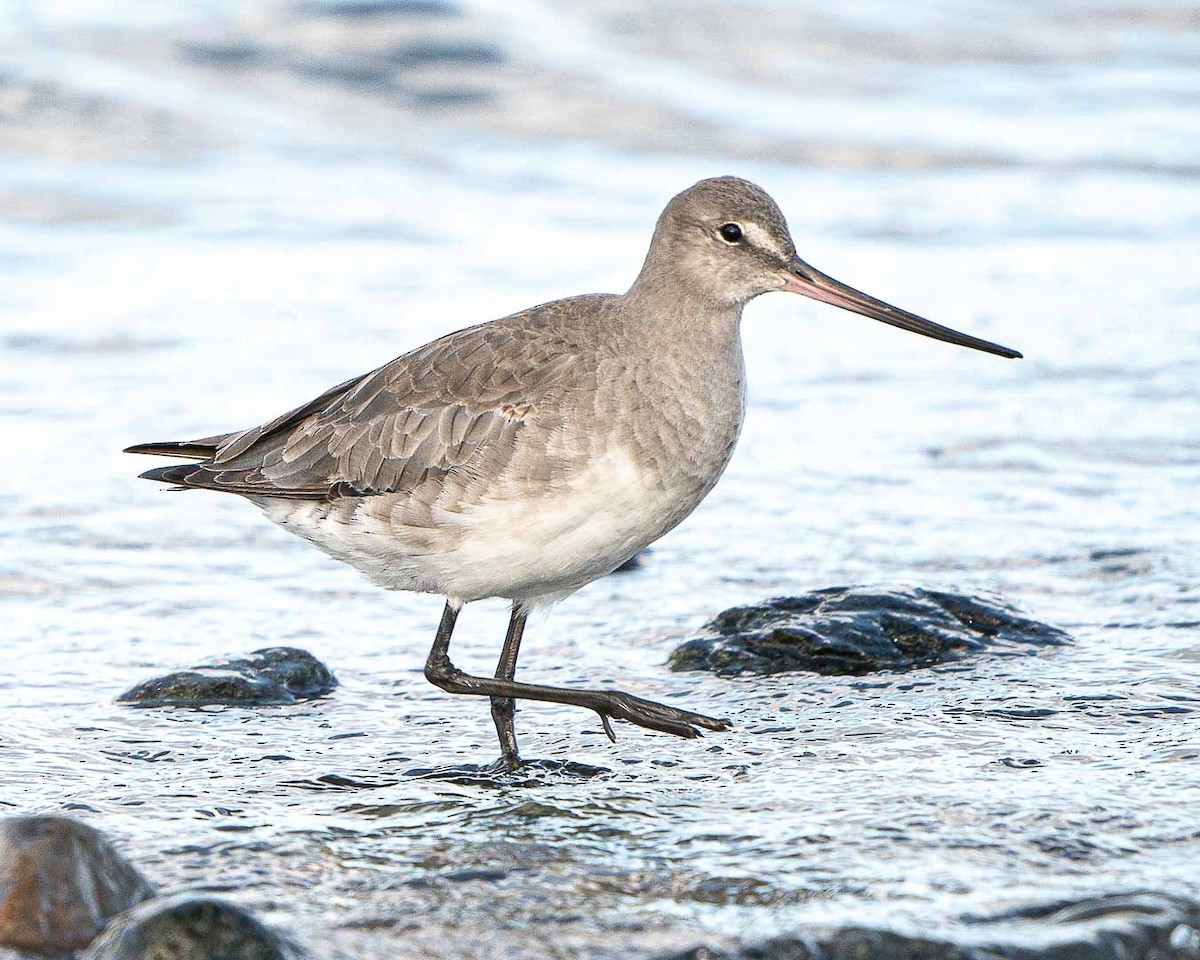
[485,754,525,774]
[589,691,730,741]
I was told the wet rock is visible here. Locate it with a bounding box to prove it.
[662,892,1200,960]
[117,647,336,707]
[81,895,291,960]
[669,587,1069,677]
[0,816,154,957]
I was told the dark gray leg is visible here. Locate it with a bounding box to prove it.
[490,605,526,769]
[423,602,729,747]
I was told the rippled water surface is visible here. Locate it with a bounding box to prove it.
[2,1,1199,956]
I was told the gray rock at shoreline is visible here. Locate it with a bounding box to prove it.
[0,816,155,957]
[669,587,1069,677]
[81,894,293,960]
[117,647,337,708]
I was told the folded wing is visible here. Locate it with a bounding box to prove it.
[128,317,580,503]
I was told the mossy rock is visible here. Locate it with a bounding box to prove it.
[81,895,291,960]
[670,587,1068,677]
[118,647,336,707]
[0,816,154,956]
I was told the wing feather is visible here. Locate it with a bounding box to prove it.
[131,299,603,501]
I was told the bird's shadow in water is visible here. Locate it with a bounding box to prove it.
[396,757,613,789]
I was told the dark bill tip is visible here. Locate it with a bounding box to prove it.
[781,258,1022,360]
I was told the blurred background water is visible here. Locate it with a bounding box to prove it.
[1,0,1198,957]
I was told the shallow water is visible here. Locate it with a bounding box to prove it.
[1,0,1199,956]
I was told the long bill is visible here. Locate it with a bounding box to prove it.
[780,256,1022,359]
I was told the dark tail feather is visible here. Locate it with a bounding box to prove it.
[137,463,202,485]
[124,441,219,459]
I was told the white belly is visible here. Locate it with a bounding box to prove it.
[256,445,705,607]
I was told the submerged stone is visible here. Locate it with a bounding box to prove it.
[661,892,1200,960]
[0,816,154,956]
[117,647,336,707]
[81,895,290,960]
[669,587,1069,677]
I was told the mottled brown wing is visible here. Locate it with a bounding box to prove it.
[141,312,585,501]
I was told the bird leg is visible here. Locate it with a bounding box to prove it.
[423,602,729,752]
[490,605,526,769]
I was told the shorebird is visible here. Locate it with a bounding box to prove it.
[126,176,1020,768]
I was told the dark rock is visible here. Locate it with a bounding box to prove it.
[81,895,291,960]
[661,892,1200,960]
[117,647,336,707]
[669,587,1069,677]
[0,816,154,956]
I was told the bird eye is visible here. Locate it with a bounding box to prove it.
[718,222,743,243]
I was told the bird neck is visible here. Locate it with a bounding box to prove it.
[619,270,745,350]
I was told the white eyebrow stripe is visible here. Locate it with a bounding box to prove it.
[740,221,788,260]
